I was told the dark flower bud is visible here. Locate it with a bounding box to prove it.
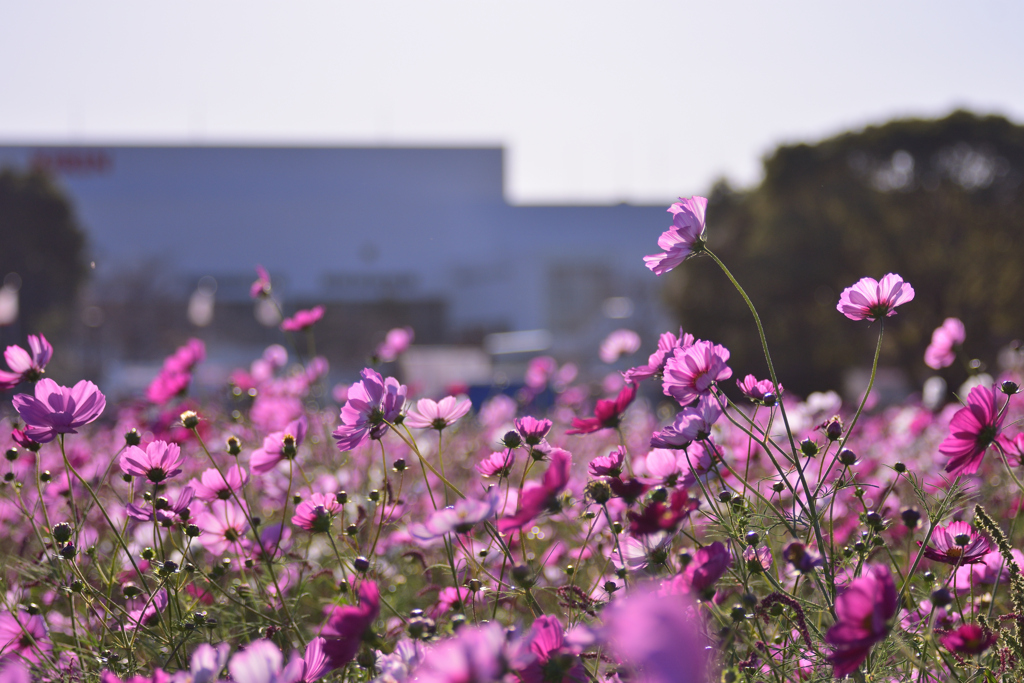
[141,547,156,561]
[771,481,785,493]
[368,489,380,503]
[52,523,73,544]
[70,580,83,593]
[4,448,17,462]
[893,462,907,473]
[336,491,348,505]
[1001,381,1020,395]
[184,563,196,573]
[346,524,359,537]
[468,579,482,592]
[954,533,971,546]
[502,431,522,449]
[824,417,843,441]
[853,487,864,498]
[356,650,376,670]
[838,449,857,466]
[226,436,242,456]
[745,531,760,546]
[60,543,78,560]
[511,565,534,587]
[450,614,467,631]
[603,580,618,594]
[26,603,40,616]
[730,604,747,622]
[353,556,370,573]
[718,490,733,503]
[678,550,693,568]
[180,411,200,429]
[338,579,349,594]
[650,487,669,503]
[3,473,13,482]
[586,480,612,505]
[615,567,627,579]
[923,571,936,583]
[865,511,883,530]
[393,459,406,473]
[564,564,575,576]
[931,587,953,608]
[901,508,921,528]
[124,428,141,447]
[769,602,784,617]
[762,392,777,407]
[121,473,132,483]
[800,439,819,458]
[853,541,867,553]
[122,584,142,599]
[162,560,178,573]
[292,495,302,505]
[611,521,623,534]
[871,536,885,547]
[740,593,758,608]
[40,470,51,483]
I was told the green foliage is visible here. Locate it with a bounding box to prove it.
[665,110,1024,396]
[0,167,87,337]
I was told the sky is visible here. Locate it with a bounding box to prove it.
[1,1,1023,204]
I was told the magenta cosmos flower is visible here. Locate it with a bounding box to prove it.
[661,340,732,406]
[13,378,106,443]
[736,374,780,405]
[925,317,965,370]
[497,448,571,533]
[566,383,636,435]
[405,396,472,431]
[190,464,249,502]
[516,616,587,683]
[514,416,552,445]
[409,490,501,541]
[476,450,516,478]
[644,196,707,276]
[836,273,915,321]
[250,264,272,298]
[120,440,185,484]
[291,492,343,533]
[921,520,993,565]
[251,416,308,475]
[941,385,1006,476]
[0,334,53,389]
[940,623,998,655]
[627,488,699,536]
[320,581,380,669]
[281,305,325,332]
[623,328,694,384]
[825,563,897,678]
[333,368,407,451]
[650,395,722,448]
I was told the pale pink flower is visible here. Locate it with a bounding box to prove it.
[281,305,325,332]
[189,464,249,502]
[250,264,272,299]
[599,329,641,364]
[120,440,185,484]
[644,196,707,275]
[924,317,965,369]
[623,328,694,384]
[0,334,52,389]
[196,500,250,557]
[650,395,722,447]
[405,396,472,431]
[836,273,915,321]
[376,326,414,362]
[291,493,342,533]
[251,416,308,475]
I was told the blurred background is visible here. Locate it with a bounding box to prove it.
[1,1,1023,403]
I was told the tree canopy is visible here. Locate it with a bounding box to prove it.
[664,110,1024,397]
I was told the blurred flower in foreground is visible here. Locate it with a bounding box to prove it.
[644,196,707,276]
[566,383,636,435]
[825,563,896,678]
[940,623,998,655]
[250,264,272,299]
[836,273,915,322]
[0,333,52,389]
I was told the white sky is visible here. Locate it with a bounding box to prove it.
[1,1,1022,204]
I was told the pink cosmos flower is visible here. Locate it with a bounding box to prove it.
[125,590,169,630]
[566,383,636,435]
[376,326,414,362]
[588,446,625,478]
[120,440,185,484]
[291,493,343,534]
[250,264,272,299]
[251,416,308,475]
[524,356,558,391]
[921,520,993,565]
[640,446,713,489]
[196,500,250,557]
[940,624,997,655]
[228,637,330,683]
[320,581,380,669]
[783,542,825,574]
[514,416,552,445]
[146,338,205,404]
[497,448,572,533]
[126,486,195,525]
[405,396,472,431]
[836,273,915,322]
[516,616,587,683]
[410,623,512,683]
[602,585,708,683]
[189,464,249,502]
[0,610,51,663]
[661,341,732,406]
[924,317,966,370]
[476,450,516,478]
[736,374,780,405]
[681,542,732,592]
[409,490,501,541]
[182,642,231,683]
[644,196,707,276]
[333,368,407,451]
[12,378,106,443]
[599,329,641,364]
[281,305,325,332]
[650,395,722,448]
[997,432,1024,467]
[0,334,52,389]
[623,328,694,384]
[825,563,897,678]
[941,385,1005,476]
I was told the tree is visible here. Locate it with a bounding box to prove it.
[0,168,88,340]
[664,111,1024,397]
